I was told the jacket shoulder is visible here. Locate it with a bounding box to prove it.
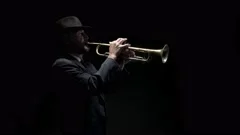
[52,58,76,68]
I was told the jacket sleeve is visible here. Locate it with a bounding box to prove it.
[52,57,124,95]
[102,65,130,94]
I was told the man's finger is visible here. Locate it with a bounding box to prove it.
[131,51,135,56]
[116,38,122,42]
[122,55,129,59]
[119,43,130,49]
[128,51,135,57]
[118,38,127,45]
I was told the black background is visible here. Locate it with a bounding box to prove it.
[1,1,240,134]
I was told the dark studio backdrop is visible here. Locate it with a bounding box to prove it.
[49,4,179,135]
[1,1,240,135]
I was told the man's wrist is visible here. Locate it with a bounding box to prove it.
[108,54,117,60]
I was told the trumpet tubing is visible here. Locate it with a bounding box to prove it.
[87,42,169,63]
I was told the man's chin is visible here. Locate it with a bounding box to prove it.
[84,45,90,52]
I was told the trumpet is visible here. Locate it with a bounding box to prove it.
[87,42,169,63]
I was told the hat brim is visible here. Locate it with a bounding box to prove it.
[59,26,92,33]
[66,26,92,31]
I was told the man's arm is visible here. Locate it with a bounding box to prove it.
[52,57,123,95]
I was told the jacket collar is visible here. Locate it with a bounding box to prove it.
[68,53,83,62]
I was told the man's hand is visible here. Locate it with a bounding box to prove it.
[108,38,130,60]
[108,38,135,69]
[118,48,135,60]
[117,48,135,69]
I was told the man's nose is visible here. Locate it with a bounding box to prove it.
[84,33,89,40]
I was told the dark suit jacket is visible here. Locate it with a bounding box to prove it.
[39,54,128,135]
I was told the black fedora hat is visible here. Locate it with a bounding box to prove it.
[55,16,91,32]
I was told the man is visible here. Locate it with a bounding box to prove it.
[48,16,134,135]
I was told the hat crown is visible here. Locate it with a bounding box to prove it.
[56,16,83,29]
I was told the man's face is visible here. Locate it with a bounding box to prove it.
[69,29,90,53]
